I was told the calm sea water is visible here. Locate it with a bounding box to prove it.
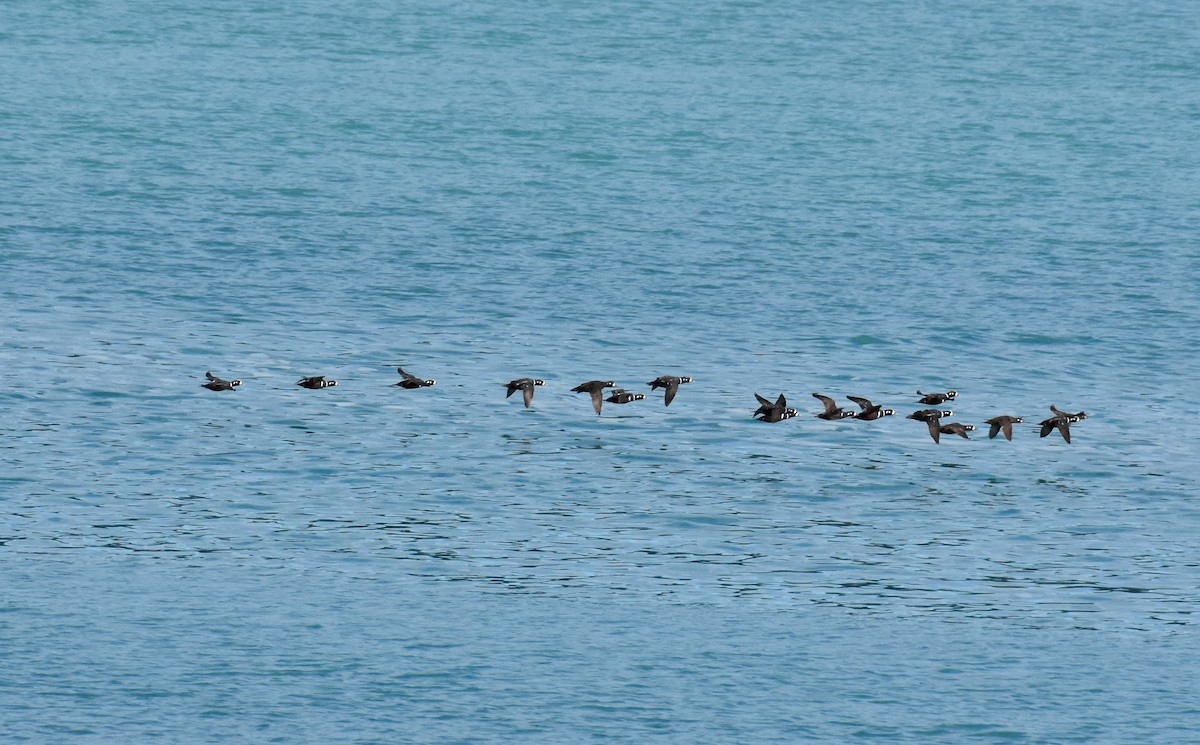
[3,1,1199,742]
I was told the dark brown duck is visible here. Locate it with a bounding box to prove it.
[202,371,241,391]
[505,378,545,408]
[647,375,692,407]
[984,415,1023,441]
[572,380,617,415]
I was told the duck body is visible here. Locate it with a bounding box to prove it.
[1039,414,1082,443]
[1050,405,1087,420]
[846,395,894,420]
[505,378,545,408]
[202,371,242,391]
[647,375,692,406]
[297,376,337,389]
[395,367,436,389]
[907,408,953,443]
[1040,406,1087,443]
[984,415,1023,440]
[917,390,957,405]
[753,393,798,422]
[812,393,856,420]
[572,380,617,414]
[939,422,975,439]
[606,389,646,404]
[759,407,799,423]
[908,409,954,421]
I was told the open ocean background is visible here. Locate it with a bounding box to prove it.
[2,1,1199,741]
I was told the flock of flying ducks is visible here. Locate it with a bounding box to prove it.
[748,389,1087,443]
[201,371,1088,444]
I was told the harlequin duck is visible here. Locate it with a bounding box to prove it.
[605,389,646,404]
[1039,413,1083,443]
[846,395,894,420]
[1050,405,1087,421]
[938,422,975,440]
[1039,416,1078,443]
[761,407,799,423]
[202,371,241,391]
[505,378,545,408]
[984,415,1023,441]
[297,375,337,389]
[572,380,617,415]
[394,366,435,389]
[917,390,957,405]
[812,393,856,420]
[754,393,798,422]
[907,409,953,443]
[1040,405,1087,443]
[647,375,692,407]
[908,408,953,421]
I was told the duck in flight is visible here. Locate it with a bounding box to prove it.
[907,408,954,443]
[938,422,975,440]
[984,415,1023,441]
[606,389,646,404]
[647,375,693,407]
[505,378,545,408]
[1040,405,1086,443]
[297,375,337,389]
[201,371,241,391]
[917,390,957,405]
[754,393,798,422]
[394,367,436,389]
[812,393,856,420]
[846,395,894,420]
[572,380,617,415]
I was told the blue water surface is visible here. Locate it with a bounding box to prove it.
[2,1,1199,742]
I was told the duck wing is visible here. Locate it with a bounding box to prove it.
[926,418,941,443]
[812,393,837,414]
[846,395,874,411]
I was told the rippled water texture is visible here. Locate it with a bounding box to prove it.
[2,1,1199,741]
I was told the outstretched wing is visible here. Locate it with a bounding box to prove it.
[1056,420,1072,443]
[846,395,873,411]
[664,382,679,407]
[811,393,836,413]
[926,418,941,443]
